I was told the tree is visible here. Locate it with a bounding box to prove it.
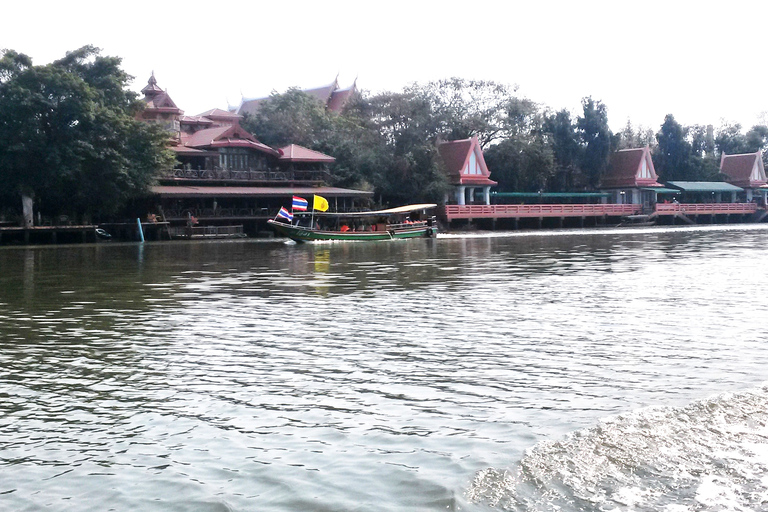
[577,97,613,188]
[412,78,515,147]
[654,114,694,181]
[240,88,336,149]
[0,46,174,222]
[544,109,580,190]
[714,122,748,157]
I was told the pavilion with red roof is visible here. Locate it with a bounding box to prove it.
[601,146,670,209]
[437,136,497,205]
[720,151,768,203]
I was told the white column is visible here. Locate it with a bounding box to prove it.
[456,186,466,205]
[483,186,491,205]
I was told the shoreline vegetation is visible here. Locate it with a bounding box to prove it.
[2,46,768,238]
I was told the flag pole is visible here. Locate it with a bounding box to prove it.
[310,200,315,230]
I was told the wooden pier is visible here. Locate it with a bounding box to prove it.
[0,225,99,245]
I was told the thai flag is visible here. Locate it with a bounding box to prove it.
[276,207,293,222]
[292,196,308,211]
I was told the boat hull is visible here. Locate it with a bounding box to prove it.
[268,220,436,242]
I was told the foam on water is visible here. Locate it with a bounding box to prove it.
[467,384,768,511]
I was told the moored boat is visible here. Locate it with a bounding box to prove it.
[268,204,438,242]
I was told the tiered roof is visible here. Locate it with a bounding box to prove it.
[140,73,182,115]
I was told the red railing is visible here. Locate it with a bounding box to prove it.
[655,203,758,215]
[443,204,642,220]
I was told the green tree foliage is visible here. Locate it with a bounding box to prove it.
[485,98,554,192]
[577,97,613,188]
[654,114,692,181]
[543,109,580,190]
[714,122,748,157]
[240,88,335,149]
[0,46,174,221]
[414,78,514,147]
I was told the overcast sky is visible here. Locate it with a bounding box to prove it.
[4,0,767,133]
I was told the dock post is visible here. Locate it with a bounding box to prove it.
[24,229,29,244]
[513,217,518,230]
[537,217,543,229]
[137,218,145,242]
[579,216,585,228]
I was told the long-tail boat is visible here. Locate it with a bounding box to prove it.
[267,204,438,242]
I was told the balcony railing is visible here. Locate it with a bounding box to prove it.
[162,208,272,220]
[164,168,330,182]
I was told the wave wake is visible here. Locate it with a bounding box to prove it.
[467,385,768,511]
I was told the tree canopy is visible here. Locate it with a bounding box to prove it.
[0,46,174,221]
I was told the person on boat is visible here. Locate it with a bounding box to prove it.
[340,224,350,233]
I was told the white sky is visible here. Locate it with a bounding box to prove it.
[4,0,767,133]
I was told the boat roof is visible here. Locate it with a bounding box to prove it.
[298,203,437,217]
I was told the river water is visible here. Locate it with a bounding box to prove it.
[1,225,768,512]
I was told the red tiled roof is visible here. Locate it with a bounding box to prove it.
[181,125,279,156]
[170,146,215,155]
[327,84,355,112]
[235,78,354,115]
[602,146,661,188]
[438,136,497,186]
[720,152,767,188]
[197,108,242,120]
[143,91,181,113]
[151,185,372,198]
[179,115,214,125]
[279,144,336,162]
[303,82,337,103]
[439,138,473,175]
[236,97,267,116]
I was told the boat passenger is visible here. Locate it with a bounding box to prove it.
[340,225,350,233]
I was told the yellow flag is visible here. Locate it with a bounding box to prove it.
[313,194,329,212]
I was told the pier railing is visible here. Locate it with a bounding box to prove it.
[168,225,245,239]
[443,204,642,220]
[654,203,758,215]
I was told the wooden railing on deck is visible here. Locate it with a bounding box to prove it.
[655,203,758,215]
[443,204,642,220]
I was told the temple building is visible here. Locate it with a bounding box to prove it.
[720,151,768,203]
[233,77,357,116]
[438,136,496,205]
[136,74,371,238]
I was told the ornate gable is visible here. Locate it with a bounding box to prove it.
[438,136,497,186]
[721,151,767,188]
[602,146,661,188]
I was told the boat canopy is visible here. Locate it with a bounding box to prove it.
[297,204,437,217]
